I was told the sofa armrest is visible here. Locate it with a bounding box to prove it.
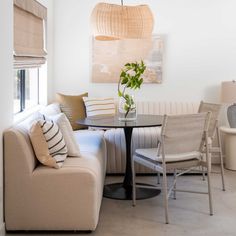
[5,157,104,231]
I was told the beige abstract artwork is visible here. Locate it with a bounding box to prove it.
[91,35,163,83]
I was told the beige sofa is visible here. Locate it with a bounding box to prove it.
[4,118,106,231]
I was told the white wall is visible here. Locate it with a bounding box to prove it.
[53,0,236,102]
[38,0,54,103]
[0,0,13,232]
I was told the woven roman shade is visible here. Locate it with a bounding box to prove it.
[14,0,47,68]
[91,3,154,40]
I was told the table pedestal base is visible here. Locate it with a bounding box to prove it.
[103,183,161,200]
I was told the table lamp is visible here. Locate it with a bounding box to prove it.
[221,81,236,128]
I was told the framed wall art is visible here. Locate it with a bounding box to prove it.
[91,35,163,84]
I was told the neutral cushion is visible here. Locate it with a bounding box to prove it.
[39,103,61,116]
[29,121,67,168]
[83,97,115,117]
[17,111,43,131]
[135,148,201,163]
[48,113,81,157]
[56,93,88,130]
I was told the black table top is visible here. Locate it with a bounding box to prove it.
[77,114,163,128]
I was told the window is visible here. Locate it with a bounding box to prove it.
[13,0,47,115]
[14,68,39,114]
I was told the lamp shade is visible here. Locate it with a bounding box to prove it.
[90,3,154,40]
[221,81,236,103]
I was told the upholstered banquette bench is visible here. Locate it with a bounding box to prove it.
[4,106,106,231]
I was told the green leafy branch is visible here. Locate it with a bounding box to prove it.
[118,60,146,118]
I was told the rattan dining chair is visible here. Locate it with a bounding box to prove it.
[132,112,212,224]
[198,101,225,191]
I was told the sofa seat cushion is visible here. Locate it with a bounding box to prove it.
[74,130,105,151]
[73,129,106,176]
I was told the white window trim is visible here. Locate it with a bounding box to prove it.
[13,104,43,124]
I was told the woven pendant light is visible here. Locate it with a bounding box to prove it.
[90,2,154,40]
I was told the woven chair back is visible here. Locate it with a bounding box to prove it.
[161,112,211,155]
[198,101,221,139]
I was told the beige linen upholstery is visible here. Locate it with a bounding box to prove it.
[4,121,106,230]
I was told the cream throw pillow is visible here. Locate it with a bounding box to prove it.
[48,113,81,157]
[39,103,61,116]
[83,97,115,117]
[29,120,68,169]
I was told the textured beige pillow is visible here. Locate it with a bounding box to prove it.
[48,113,81,157]
[56,93,88,130]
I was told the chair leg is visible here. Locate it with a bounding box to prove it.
[173,169,177,200]
[131,156,136,207]
[162,169,169,224]
[202,166,206,181]
[206,164,213,216]
[217,127,226,191]
[157,172,161,184]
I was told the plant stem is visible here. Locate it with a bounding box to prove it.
[124,109,130,118]
[118,76,130,118]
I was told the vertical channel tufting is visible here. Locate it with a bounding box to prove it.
[104,101,200,174]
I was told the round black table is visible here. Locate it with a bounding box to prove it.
[77,115,163,200]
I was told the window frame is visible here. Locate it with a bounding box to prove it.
[19,70,25,112]
[14,68,40,115]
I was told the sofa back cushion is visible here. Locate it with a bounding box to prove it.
[136,101,199,115]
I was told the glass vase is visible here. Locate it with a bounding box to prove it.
[118,95,137,121]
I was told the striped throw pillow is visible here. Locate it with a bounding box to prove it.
[38,119,68,168]
[83,97,115,117]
